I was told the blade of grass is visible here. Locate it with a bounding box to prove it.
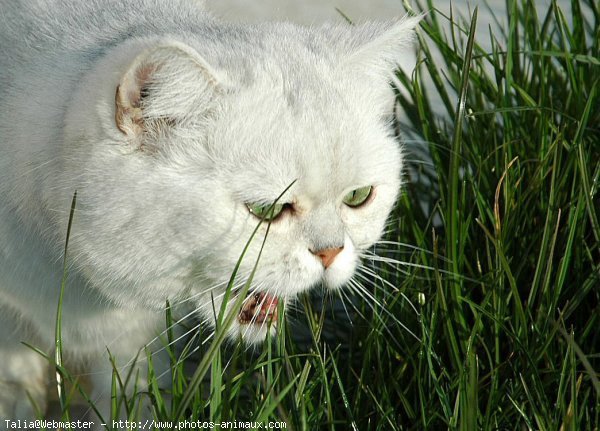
[446,7,478,337]
[55,191,77,421]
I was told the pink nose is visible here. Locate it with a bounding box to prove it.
[310,246,344,269]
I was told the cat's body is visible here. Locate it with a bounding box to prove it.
[0,0,417,422]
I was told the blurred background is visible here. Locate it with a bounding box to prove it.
[207,0,553,24]
[206,0,562,48]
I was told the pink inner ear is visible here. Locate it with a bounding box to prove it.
[115,84,143,136]
[114,43,224,140]
[114,63,157,136]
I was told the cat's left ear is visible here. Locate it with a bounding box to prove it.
[115,41,226,139]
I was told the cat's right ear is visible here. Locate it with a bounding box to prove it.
[115,42,225,140]
[345,16,422,72]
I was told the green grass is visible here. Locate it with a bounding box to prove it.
[50,0,599,429]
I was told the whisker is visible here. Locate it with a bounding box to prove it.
[347,278,420,341]
[354,266,419,317]
[346,279,420,343]
[371,240,444,258]
[336,289,353,325]
[355,265,403,292]
[361,251,443,273]
[364,252,480,282]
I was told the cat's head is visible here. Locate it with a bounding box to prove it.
[64,16,419,343]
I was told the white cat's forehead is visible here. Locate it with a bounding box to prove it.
[206,85,399,202]
[187,25,405,202]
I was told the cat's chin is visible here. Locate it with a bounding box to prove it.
[233,320,278,345]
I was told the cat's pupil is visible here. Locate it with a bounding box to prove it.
[343,186,372,207]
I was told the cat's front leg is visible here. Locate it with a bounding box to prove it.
[85,312,171,429]
[0,305,49,428]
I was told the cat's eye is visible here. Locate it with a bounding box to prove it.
[342,186,373,208]
[246,202,286,221]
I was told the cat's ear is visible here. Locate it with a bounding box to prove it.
[115,41,224,139]
[340,15,422,78]
[331,16,421,117]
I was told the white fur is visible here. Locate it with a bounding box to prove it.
[0,0,418,422]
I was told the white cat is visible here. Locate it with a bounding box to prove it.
[0,0,418,422]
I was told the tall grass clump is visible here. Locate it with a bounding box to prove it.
[49,0,598,429]
[389,0,599,428]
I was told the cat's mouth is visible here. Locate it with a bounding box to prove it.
[237,291,279,326]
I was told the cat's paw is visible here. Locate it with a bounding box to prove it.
[0,348,48,428]
[0,380,47,422]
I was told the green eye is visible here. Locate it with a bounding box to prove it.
[342,186,373,208]
[246,202,286,221]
